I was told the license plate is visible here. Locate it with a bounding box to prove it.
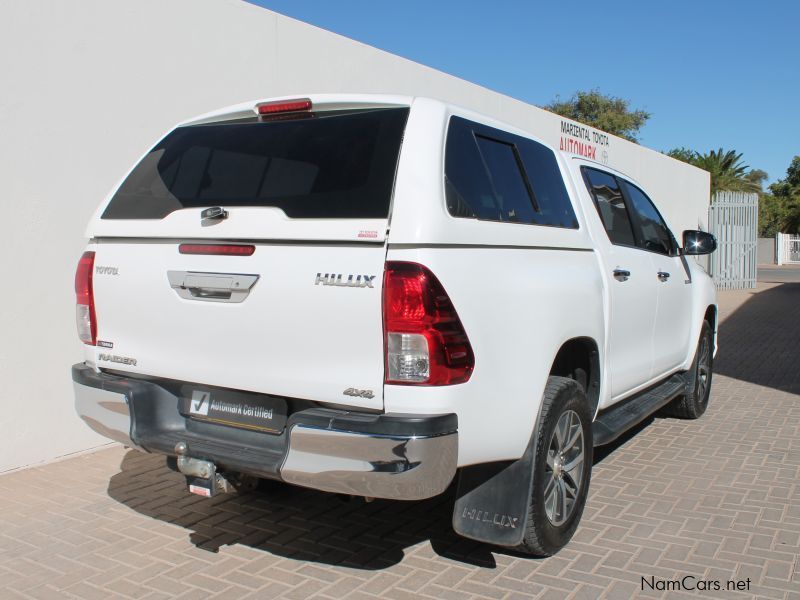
[180,385,287,433]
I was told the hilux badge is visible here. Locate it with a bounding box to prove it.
[315,273,376,288]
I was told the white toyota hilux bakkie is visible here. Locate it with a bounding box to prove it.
[73,94,717,556]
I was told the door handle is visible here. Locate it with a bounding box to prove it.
[657,271,670,282]
[613,269,631,282]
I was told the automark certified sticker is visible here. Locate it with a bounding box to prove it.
[181,386,287,433]
[190,390,211,416]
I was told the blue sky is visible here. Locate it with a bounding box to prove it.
[249,0,799,185]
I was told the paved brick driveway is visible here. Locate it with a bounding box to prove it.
[1,275,798,599]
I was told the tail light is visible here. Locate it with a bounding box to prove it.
[75,251,96,345]
[383,262,474,385]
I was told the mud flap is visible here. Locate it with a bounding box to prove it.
[452,438,536,547]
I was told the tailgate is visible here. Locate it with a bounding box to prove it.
[84,104,411,411]
[91,238,387,410]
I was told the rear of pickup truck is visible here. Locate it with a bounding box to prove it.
[72,97,463,500]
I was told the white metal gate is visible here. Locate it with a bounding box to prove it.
[777,232,800,264]
[708,191,759,290]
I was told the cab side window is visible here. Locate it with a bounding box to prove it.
[445,117,578,228]
[622,182,676,256]
[581,167,636,246]
[473,135,539,224]
[444,118,503,220]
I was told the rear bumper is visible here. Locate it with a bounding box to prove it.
[72,364,457,500]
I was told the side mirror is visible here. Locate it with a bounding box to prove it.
[682,230,717,255]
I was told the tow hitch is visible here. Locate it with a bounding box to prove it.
[173,442,252,497]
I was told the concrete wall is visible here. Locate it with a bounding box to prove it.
[758,237,777,265]
[0,0,710,472]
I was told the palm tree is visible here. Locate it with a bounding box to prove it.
[671,148,762,195]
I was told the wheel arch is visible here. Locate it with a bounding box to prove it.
[548,337,601,418]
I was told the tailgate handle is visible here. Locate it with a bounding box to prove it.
[167,271,259,303]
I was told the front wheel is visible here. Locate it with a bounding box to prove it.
[515,376,593,556]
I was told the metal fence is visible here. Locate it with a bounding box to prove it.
[708,191,759,290]
[777,232,800,264]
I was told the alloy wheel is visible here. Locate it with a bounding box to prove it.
[544,409,585,526]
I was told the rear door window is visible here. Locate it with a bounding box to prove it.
[581,167,637,247]
[102,107,409,219]
[445,117,578,228]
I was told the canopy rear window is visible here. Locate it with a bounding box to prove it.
[102,107,409,220]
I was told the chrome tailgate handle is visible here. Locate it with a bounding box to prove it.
[167,271,259,303]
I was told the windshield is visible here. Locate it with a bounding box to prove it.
[102,107,409,219]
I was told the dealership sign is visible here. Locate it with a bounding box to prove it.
[559,120,609,164]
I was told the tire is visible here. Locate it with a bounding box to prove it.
[515,376,593,556]
[664,321,713,419]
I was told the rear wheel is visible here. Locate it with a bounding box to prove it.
[515,376,593,556]
[664,321,713,419]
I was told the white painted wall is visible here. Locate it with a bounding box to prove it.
[0,0,709,472]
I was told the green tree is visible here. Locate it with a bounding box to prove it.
[690,149,761,194]
[745,169,769,191]
[769,156,800,197]
[544,89,650,143]
[767,156,800,233]
[665,147,696,163]
[666,147,762,195]
[759,193,784,237]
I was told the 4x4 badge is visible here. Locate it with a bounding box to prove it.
[343,388,375,399]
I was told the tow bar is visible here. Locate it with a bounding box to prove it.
[174,441,237,497]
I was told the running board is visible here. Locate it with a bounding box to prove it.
[593,373,687,447]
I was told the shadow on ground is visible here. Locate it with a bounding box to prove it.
[714,282,800,394]
[109,422,642,571]
[109,450,498,569]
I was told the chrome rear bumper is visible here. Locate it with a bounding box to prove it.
[282,424,457,500]
[72,364,457,500]
[73,382,139,448]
